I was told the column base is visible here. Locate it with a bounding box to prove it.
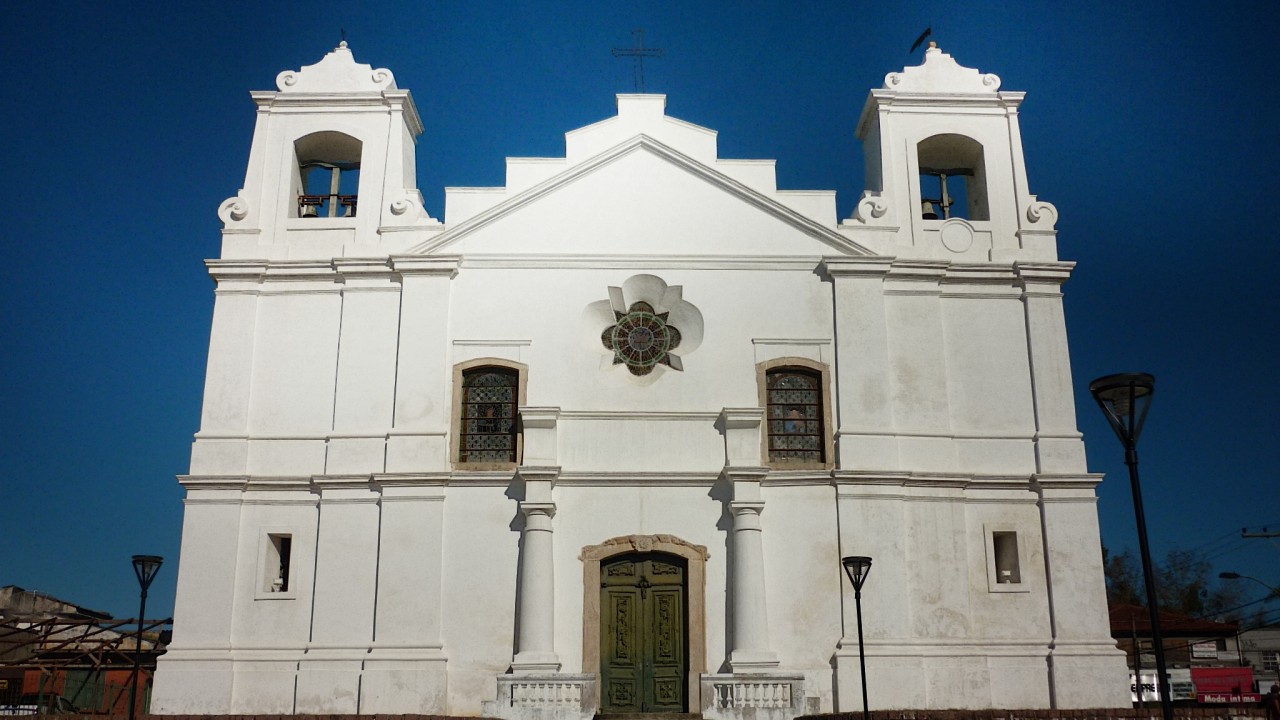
[483,672,597,720]
[728,649,779,672]
[512,650,562,674]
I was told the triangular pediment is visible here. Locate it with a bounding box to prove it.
[407,135,872,257]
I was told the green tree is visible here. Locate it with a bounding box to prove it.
[1103,545,1142,606]
[1102,545,1246,619]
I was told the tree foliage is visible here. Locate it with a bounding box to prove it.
[1103,545,1246,619]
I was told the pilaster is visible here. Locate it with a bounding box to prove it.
[883,260,956,472]
[297,476,379,713]
[1033,474,1132,708]
[1016,262,1087,474]
[363,475,449,713]
[387,256,458,472]
[824,257,896,470]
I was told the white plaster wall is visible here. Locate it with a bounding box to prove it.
[447,265,833,473]
[760,483,843,709]
[441,484,524,714]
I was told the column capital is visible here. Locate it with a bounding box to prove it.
[729,500,766,516]
[516,465,561,483]
[518,501,557,519]
[723,466,769,483]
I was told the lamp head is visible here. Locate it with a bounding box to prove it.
[1219,572,1241,580]
[1089,373,1155,447]
[132,555,164,591]
[841,555,873,591]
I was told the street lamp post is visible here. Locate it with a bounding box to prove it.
[129,555,163,720]
[1219,572,1280,674]
[1218,572,1280,597]
[1089,373,1171,720]
[841,555,873,718]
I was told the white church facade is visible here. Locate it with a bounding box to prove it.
[151,43,1131,717]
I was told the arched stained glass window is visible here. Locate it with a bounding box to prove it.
[765,368,824,464]
[460,367,520,463]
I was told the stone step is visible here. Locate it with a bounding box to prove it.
[595,714,702,720]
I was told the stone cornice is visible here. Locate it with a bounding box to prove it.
[456,254,825,271]
[204,257,461,283]
[1015,260,1076,285]
[389,255,461,276]
[822,256,895,278]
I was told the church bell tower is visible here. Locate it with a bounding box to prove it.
[216,41,439,261]
[851,43,1059,262]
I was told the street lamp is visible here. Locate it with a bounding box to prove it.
[129,555,163,720]
[1220,573,1280,682]
[1219,572,1280,601]
[1219,572,1280,593]
[1090,372,1171,720]
[841,555,872,717]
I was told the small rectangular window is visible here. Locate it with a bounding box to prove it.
[265,533,292,594]
[992,531,1021,584]
[984,525,1028,593]
[1264,652,1279,671]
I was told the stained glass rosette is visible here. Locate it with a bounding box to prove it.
[601,302,683,376]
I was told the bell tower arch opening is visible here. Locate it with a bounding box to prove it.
[292,131,362,218]
[917,133,988,221]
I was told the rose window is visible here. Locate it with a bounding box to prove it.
[601,302,683,376]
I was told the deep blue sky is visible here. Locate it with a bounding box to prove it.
[3,2,1277,622]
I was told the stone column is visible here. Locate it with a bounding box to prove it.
[511,408,562,673]
[513,492,559,672]
[718,408,779,672]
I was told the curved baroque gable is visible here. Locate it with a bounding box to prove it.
[276,41,397,93]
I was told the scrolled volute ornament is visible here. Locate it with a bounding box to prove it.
[218,196,249,224]
[389,197,417,217]
[854,192,889,223]
[1025,198,1059,229]
[276,71,299,90]
[981,73,1002,90]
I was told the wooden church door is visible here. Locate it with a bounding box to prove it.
[600,554,687,712]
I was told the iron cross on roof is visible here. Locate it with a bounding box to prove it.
[612,28,663,93]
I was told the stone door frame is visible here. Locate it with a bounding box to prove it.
[581,534,709,712]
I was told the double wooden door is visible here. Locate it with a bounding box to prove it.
[600,554,687,713]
